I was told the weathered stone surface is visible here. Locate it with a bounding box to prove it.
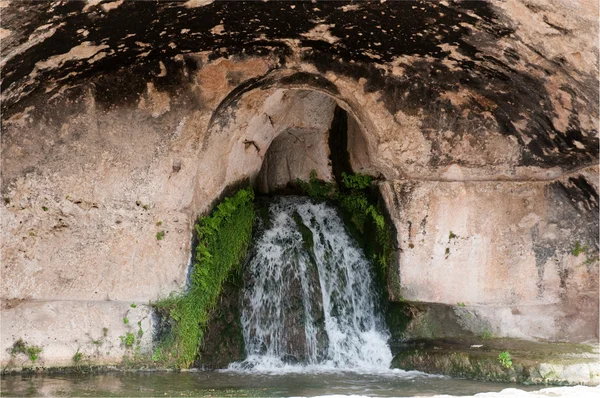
[391,339,600,386]
[1,300,153,369]
[381,167,599,342]
[256,90,337,193]
[0,0,598,372]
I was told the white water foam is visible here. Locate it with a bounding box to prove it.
[229,197,393,374]
[300,385,600,398]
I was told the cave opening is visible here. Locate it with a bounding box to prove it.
[193,86,400,370]
[253,90,363,196]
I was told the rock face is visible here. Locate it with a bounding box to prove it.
[0,0,598,369]
[256,90,337,193]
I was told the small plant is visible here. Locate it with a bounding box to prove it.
[130,303,137,308]
[72,350,82,363]
[296,170,336,199]
[156,221,162,226]
[156,231,165,240]
[498,351,513,369]
[42,206,48,211]
[142,204,150,210]
[481,330,493,340]
[571,241,588,256]
[120,332,135,347]
[445,247,450,257]
[102,327,109,337]
[449,231,457,240]
[10,339,42,362]
[457,302,466,307]
[341,172,372,190]
[123,317,129,325]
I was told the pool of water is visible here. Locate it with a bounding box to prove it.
[0,370,551,397]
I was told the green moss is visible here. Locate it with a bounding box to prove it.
[152,188,255,368]
[387,302,417,340]
[72,350,82,363]
[10,339,42,362]
[120,332,135,347]
[499,351,513,369]
[296,171,396,299]
[571,241,588,256]
[341,172,372,190]
[292,211,315,253]
[296,170,337,199]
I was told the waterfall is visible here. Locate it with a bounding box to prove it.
[230,196,392,372]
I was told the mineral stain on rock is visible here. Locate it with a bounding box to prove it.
[0,0,598,382]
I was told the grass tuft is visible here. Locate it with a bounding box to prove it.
[10,339,42,362]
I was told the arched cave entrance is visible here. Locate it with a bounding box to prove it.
[200,82,382,202]
[255,90,366,194]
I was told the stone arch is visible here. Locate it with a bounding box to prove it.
[194,71,392,204]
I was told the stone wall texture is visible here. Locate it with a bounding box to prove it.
[1,0,598,368]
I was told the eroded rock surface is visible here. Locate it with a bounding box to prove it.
[0,0,598,372]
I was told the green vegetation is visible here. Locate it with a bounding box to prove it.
[292,211,315,252]
[72,350,83,363]
[341,172,372,190]
[156,221,163,226]
[571,241,588,256]
[445,247,450,257]
[42,206,48,211]
[120,332,135,347]
[123,317,129,325]
[449,231,457,240]
[480,329,493,340]
[296,171,395,296]
[499,351,513,369]
[156,231,165,240]
[152,188,255,368]
[10,339,42,362]
[130,303,137,308]
[456,302,466,307]
[296,170,337,199]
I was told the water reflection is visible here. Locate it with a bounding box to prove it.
[1,371,546,397]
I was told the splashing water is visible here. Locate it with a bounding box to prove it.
[229,197,392,373]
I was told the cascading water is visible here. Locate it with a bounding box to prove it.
[230,196,392,372]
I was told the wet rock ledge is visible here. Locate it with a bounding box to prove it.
[392,339,600,386]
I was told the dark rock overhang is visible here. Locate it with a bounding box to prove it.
[1,0,598,170]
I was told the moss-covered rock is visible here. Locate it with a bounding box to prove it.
[152,188,255,368]
[392,339,600,386]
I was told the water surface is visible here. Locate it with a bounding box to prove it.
[1,370,545,397]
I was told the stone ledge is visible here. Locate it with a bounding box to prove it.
[1,300,154,370]
[391,338,600,386]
